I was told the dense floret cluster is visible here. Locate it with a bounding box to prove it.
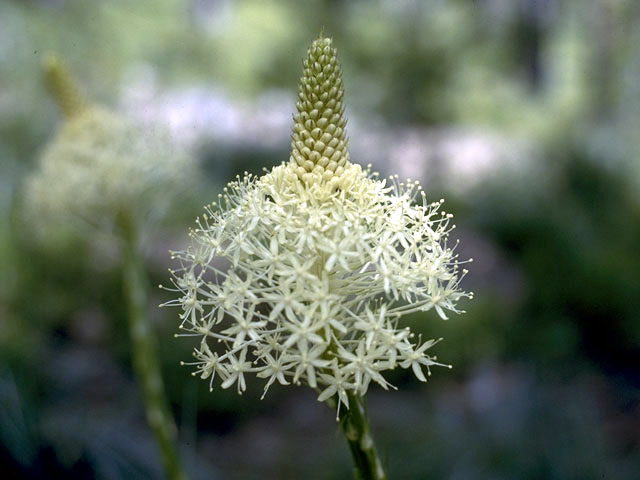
[24,57,192,234]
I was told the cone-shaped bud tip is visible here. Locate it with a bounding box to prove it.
[42,54,88,119]
[290,35,349,184]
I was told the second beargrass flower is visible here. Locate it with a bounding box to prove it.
[166,35,472,413]
[24,56,188,480]
[24,56,192,235]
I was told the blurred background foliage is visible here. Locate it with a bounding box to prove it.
[1,0,639,479]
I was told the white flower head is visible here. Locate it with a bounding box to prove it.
[166,35,472,413]
[23,56,193,237]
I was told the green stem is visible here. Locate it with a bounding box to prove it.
[339,392,387,480]
[119,211,187,480]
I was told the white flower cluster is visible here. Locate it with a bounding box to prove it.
[166,35,471,414]
[25,108,191,230]
[166,161,472,410]
[24,57,193,237]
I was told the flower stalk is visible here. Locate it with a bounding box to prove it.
[339,392,387,480]
[119,210,187,480]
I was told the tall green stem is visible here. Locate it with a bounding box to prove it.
[119,211,187,480]
[339,392,387,480]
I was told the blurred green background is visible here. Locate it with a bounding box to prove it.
[1,0,639,479]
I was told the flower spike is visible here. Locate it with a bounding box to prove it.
[166,32,473,480]
[166,33,472,412]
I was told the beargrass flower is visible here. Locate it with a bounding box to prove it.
[24,56,192,236]
[23,57,188,480]
[166,33,472,479]
[167,34,472,404]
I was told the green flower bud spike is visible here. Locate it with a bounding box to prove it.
[42,55,88,119]
[291,34,350,185]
